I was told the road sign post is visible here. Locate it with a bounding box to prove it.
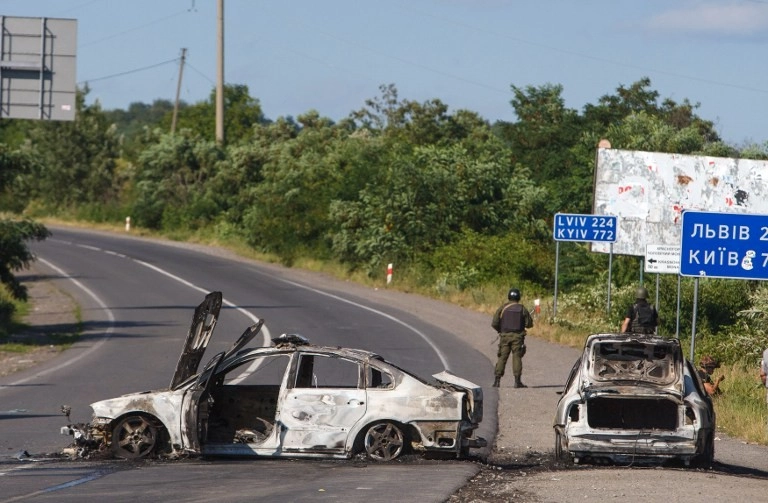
[553,213,618,243]
[645,244,681,338]
[680,211,768,280]
[680,211,768,359]
[552,213,618,317]
[645,244,681,274]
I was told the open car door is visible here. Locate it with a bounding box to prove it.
[222,319,264,361]
[180,351,225,453]
[170,292,223,389]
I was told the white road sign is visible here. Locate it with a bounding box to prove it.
[645,244,681,274]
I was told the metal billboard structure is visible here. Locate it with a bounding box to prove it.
[0,16,77,121]
[590,148,768,343]
[591,148,768,257]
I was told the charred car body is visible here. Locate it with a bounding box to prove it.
[553,333,715,466]
[63,292,485,461]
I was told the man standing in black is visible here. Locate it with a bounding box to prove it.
[492,288,533,388]
[621,287,658,335]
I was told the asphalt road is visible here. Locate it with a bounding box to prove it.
[3,226,768,503]
[0,227,495,502]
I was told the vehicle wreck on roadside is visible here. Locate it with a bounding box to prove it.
[553,332,715,466]
[62,291,486,461]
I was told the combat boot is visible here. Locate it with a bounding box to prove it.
[492,376,501,387]
[513,376,527,388]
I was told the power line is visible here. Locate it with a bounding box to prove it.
[257,4,512,98]
[79,9,190,49]
[79,57,179,85]
[185,61,215,86]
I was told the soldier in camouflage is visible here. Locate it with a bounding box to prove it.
[492,288,534,388]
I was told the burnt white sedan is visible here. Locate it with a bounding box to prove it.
[63,292,486,461]
[553,333,715,466]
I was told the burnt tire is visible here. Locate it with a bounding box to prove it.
[363,421,405,461]
[694,431,715,467]
[554,429,567,460]
[111,415,159,459]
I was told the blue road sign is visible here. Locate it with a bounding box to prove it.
[680,210,768,280]
[553,213,618,243]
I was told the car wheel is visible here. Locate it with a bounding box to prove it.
[694,431,715,467]
[363,422,405,461]
[554,429,567,460]
[111,415,159,459]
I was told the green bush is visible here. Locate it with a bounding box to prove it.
[0,218,50,300]
[423,230,554,289]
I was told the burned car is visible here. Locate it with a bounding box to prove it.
[63,292,485,461]
[553,333,715,466]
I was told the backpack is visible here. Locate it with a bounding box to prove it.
[632,302,656,333]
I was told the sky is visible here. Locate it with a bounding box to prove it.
[2,0,768,146]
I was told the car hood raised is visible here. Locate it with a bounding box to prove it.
[170,292,223,389]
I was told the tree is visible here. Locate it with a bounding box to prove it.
[350,83,489,147]
[241,111,360,261]
[0,145,36,212]
[0,218,50,301]
[328,143,549,272]
[493,83,584,213]
[131,128,225,230]
[23,87,121,211]
[104,99,177,162]
[169,84,266,144]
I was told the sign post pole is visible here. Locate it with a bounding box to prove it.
[552,213,618,319]
[645,244,682,339]
[553,241,560,318]
[680,211,768,356]
[690,278,699,361]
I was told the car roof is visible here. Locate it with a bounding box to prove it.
[235,341,384,362]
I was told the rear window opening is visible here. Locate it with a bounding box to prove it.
[590,341,678,385]
[587,397,678,430]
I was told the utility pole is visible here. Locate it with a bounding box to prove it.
[215,0,225,144]
[171,47,187,135]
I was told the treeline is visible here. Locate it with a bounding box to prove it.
[1,78,768,361]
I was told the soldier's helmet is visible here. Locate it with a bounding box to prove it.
[508,288,521,301]
[635,287,648,300]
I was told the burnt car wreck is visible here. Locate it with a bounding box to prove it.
[63,291,485,461]
[553,333,715,466]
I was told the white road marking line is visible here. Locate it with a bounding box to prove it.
[0,258,115,390]
[279,279,450,371]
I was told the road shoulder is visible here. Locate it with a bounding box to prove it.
[0,269,79,377]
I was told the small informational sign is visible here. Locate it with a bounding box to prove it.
[680,210,768,280]
[645,244,681,274]
[553,213,618,243]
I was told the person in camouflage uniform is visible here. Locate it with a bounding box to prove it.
[492,288,533,388]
